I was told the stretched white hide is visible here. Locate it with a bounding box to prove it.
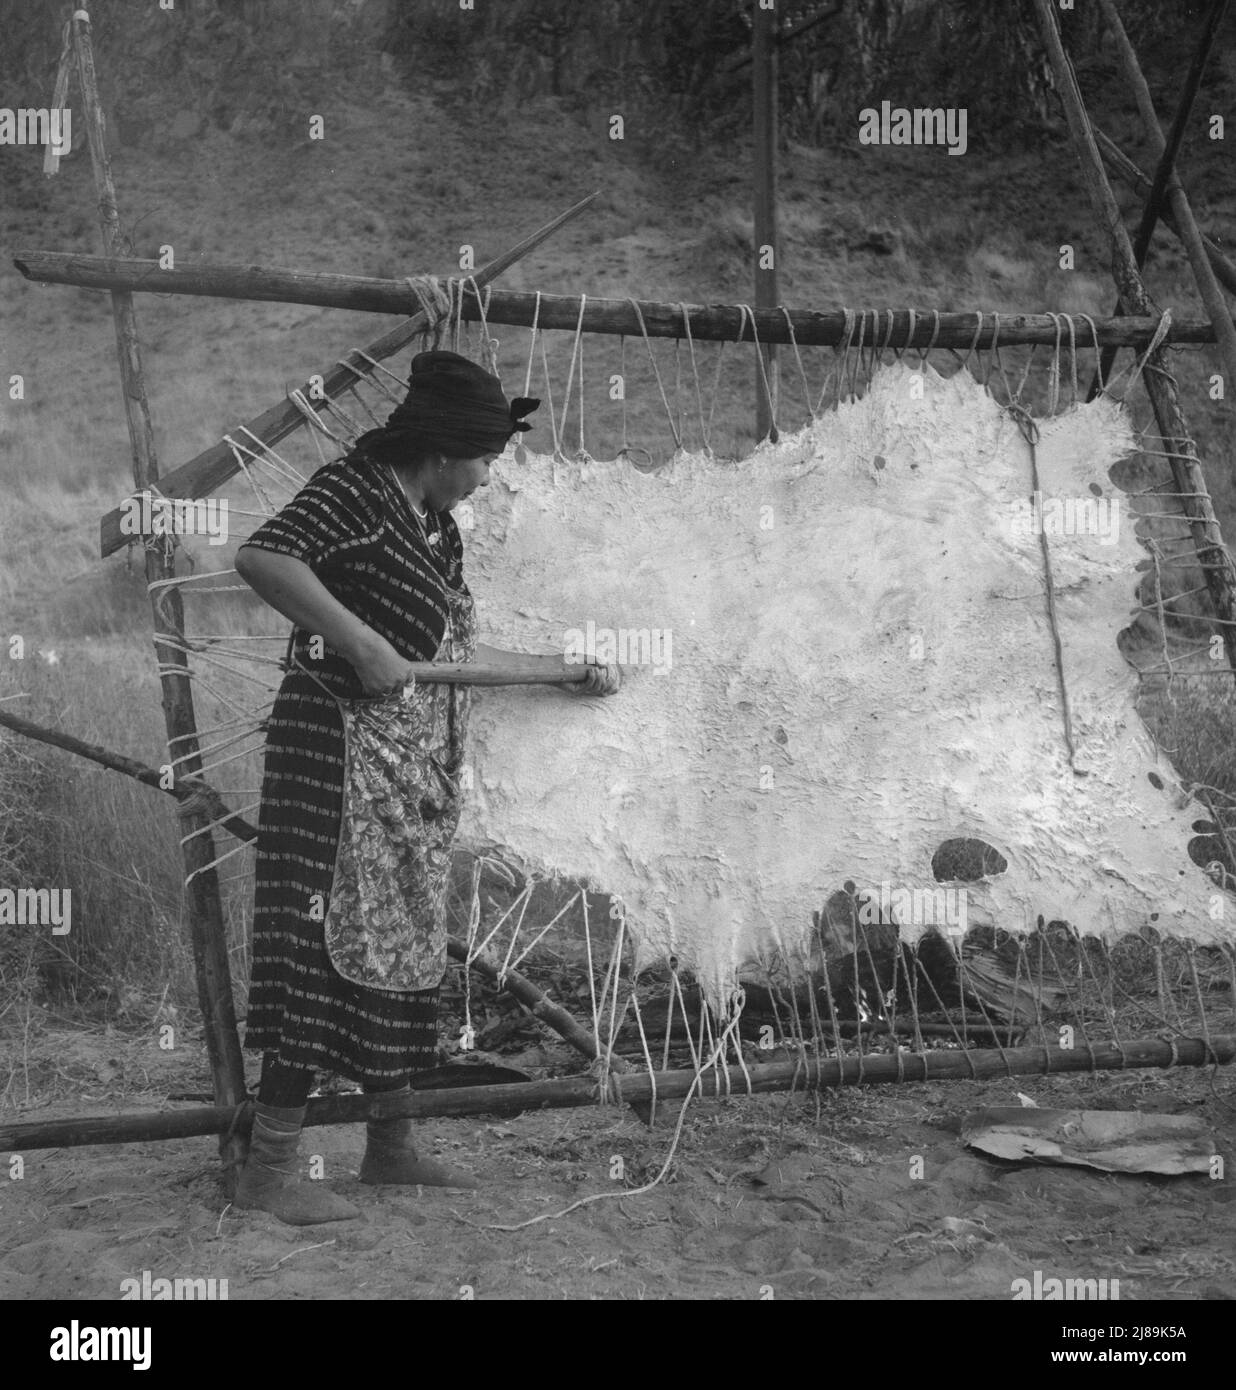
[457,362,1227,1009]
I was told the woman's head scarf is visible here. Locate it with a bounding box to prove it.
[359,350,539,460]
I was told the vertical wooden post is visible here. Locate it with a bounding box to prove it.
[753,0,779,442]
[1031,0,1236,678]
[71,12,249,1190]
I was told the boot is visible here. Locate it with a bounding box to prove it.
[359,1087,479,1188]
[234,1102,362,1225]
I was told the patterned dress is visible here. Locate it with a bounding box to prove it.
[241,450,474,1084]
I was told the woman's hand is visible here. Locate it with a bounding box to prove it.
[234,548,414,697]
[563,660,622,697]
[351,638,416,697]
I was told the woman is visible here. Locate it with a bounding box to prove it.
[233,350,620,1225]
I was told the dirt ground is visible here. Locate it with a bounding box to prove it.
[3,1038,1234,1302]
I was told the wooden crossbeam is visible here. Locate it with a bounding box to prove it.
[17,251,1220,351]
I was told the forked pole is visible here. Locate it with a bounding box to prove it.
[68,8,248,1190]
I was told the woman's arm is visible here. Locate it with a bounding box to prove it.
[235,546,411,695]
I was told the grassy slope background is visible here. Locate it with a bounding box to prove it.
[1,7,1235,1053]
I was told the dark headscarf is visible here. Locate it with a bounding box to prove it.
[356,350,539,460]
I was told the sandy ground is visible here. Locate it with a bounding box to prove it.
[3,1045,1234,1302]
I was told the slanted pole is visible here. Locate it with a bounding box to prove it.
[752,0,780,442]
[70,12,248,1189]
[1095,128,1236,296]
[1095,0,1236,402]
[93,193,598,559]
[1031,0,1236,678]
[1090,0,1223,389]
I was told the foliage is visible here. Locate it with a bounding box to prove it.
[2,0,1230,156]
[380,0,1235,149]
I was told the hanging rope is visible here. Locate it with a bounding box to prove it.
[673,335,685,447]
[1046,313,1064,415]
[236,426,307,490]
[1064,313,1079,407]
[706,336,729,454]
[1013,341,1040,407]
[848,309,867,401]
[918,309,941,368]
[463,275,500,377]
[558,293,590,460]
[852,309,869,394]
[403,274,453,350]
[878,308,897,363]
[780,306,813,421]
[820,307,855,414]
[1077,313,1104,397]
[959,311,985,374]
[628,298,683,451]
[537,328,564,461]
[900,308,917,363]
[993,313,1017,405]
[678,306,707,451]
[522,290,542,399]
[1105,309,1173,399]
[739,303,776,439]
[617,331,630,457]
[1008,401,1083,775]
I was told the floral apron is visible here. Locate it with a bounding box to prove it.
[312,580,476,992]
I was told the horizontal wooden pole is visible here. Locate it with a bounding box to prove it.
[0,704,258,842]
[2,1035,1231,1151]
[90,194,597,560]
[13,250,469,314]
[16,250,1219,351]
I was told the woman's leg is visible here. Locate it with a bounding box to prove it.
[357,1000,478,1189]
[234,1053,361,1225]
[358,1075,479,1188]
[257,1054,315,1107]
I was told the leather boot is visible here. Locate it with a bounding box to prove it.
[359,1087,479,1188]
[234,1102,362,1225]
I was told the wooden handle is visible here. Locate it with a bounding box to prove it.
[407,657,588,686]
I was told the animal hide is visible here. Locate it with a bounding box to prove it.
[456,362,1228,1010]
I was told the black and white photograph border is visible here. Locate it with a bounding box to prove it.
[0,0,1234,1330]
